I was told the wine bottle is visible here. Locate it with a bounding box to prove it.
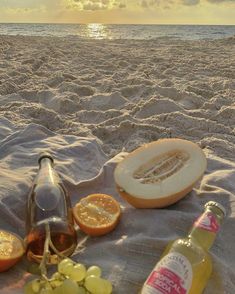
[25,152,77,263]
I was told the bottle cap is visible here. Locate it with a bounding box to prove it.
[38,152,54,164]
[205,201,226,217]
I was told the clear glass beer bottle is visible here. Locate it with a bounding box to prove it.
[141,201,226,294]
[26,152,77,263]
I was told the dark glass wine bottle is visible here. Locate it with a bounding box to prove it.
[26,152,77,263]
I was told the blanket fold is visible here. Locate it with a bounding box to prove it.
[0,121,234,294]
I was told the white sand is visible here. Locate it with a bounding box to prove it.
[0,35,234,158]
[0,35,235,293]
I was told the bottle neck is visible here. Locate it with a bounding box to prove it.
[37,157,55,185]
[40,157,53,169]
[188,207,223,251]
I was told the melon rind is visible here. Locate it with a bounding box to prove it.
[114,139,207,208]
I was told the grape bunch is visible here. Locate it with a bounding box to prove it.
[24,258,113,294]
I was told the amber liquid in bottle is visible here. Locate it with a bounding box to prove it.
[26,153,77,263]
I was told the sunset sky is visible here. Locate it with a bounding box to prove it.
[0,0,234,24]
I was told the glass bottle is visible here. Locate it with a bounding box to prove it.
[26,152,77,263]
[141,201,226,294]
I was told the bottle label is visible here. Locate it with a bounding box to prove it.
[142,252,192,294]
[193,212,219,233]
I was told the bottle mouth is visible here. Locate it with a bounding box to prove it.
[205,201,226,217]
[38,152,54,164]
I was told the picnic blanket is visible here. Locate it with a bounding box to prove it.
[0,118,235,294]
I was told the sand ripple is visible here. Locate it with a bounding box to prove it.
[0,35,234,159]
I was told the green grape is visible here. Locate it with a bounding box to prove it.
[57,258,73,274]
[50,279,63,288]
[51,272,63,281]
[27,263,41,275]
[103,279,113,294]
[51,287,61,294]
[50,287,58,294]
[54,278,79,294]
[85,275,112,294]
[24,281,35,294]
[58,262,74,276]
[68,263,86,282]
[77,286,87,294]
[50,272,63,288]
[44,282,53,291]
[32,279,41,293]
[86,265,102,278]
[39,289,54,294]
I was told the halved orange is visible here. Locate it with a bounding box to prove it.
[73,194,121,236]
[0,229,25,272]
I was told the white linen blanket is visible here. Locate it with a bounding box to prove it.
[0,119,235,294]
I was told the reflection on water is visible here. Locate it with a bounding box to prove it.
[0,23,234,40]
[85,23,108,39]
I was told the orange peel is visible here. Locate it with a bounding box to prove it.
[73,194,121,236]
[0,229,25,272]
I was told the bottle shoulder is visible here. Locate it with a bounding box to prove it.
[167,237,211,264]
[32,183,66,211]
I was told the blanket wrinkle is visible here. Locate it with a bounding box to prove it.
[0,121,234,294]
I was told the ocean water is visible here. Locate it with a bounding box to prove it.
[0,23,234,40]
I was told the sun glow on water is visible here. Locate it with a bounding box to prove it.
[85,23,108,39]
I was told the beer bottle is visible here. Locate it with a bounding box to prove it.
[141,201,225,294]
[26,152,77,263]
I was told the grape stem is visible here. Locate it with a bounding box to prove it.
[39,222,50,280]
[39,222,66,280]
[38,223,88,281]
[48,233,66,260]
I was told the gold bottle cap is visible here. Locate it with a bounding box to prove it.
[205,201,226,217]
[38,152,54,164]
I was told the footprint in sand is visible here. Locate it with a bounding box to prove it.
[134,98,184,118]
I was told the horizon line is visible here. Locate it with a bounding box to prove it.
[0,22,235,26]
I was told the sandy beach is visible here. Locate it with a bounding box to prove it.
[0,35,234,158]
[0,35,235,293]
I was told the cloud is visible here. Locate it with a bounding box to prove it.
[0,0,234,18]
[207,0,235,2]
[67,0,126,10]
[182,0,200,5]
[141,0,148,7]
[83,1,106,10]
[118,3,126,8]
[138,0,234,9]
[149,0,163,4]
[139,0,169,8]
[0,0,64,11]
[181,0,235,5]
[4,7,43,14]
[139,0,199,9]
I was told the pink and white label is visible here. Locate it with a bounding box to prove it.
[147,268,187,294]
[194,212,219,233]
[142,253,192,294]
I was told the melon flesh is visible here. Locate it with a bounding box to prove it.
[114,139,207,208]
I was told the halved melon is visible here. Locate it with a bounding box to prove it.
[114,139,207,208]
